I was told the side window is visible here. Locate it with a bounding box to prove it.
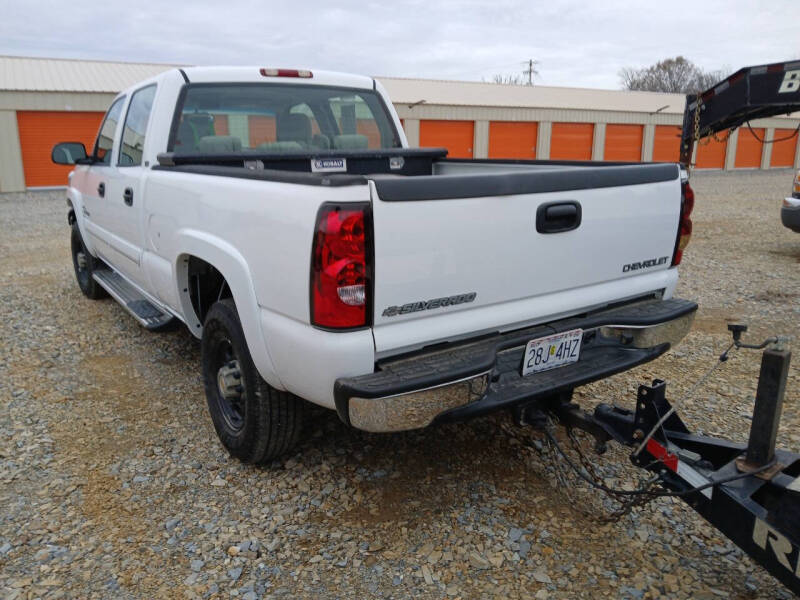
[94,97,125,165]
[119,85,156,166]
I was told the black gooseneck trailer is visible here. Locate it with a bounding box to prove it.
[527,61,800,595]
[679,60,800,166]
[524,325,798,594]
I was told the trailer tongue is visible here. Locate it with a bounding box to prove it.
[518,323,797,595]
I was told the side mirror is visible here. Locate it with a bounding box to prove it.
[51,142,88,165]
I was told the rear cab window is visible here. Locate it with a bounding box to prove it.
[93,97,126,164]
[169,83,401,154]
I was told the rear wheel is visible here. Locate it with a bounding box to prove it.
[70,222,107,299]
[201,299,303,463]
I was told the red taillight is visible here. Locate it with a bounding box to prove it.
[311,203,371,329]
[672,181,695,266]
[260,68,313,78]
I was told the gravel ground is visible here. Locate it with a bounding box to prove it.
[1,169,799,599]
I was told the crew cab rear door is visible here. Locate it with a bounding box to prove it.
[368,163,683,355]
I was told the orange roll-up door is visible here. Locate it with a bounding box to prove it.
[356,119,381,148]
[419,120,474,158]
[213,115,230,136]
[604,124,643,162]
[248,115,276,146]
[695,133,728,169]
[735,128,764,168]
[550,123,593,160]
[652,125,682,163]
[770,129,798,167]
[17,111,105,187]
[488,121,538,159]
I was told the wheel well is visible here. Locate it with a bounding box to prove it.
[186,256,232,325]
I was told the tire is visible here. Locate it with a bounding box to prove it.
[70,222,108,299]
[201,299,303,463]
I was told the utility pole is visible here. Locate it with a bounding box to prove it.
[522,59,538,86]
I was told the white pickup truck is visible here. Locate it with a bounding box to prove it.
[52,66,697,463]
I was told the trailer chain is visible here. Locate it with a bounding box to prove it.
[689,98,702,173]
[509,417,664,523]
[564,427,661,523]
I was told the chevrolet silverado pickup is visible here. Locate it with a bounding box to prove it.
[52,66,697,463]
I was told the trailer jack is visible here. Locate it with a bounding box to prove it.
[519,325,798,595]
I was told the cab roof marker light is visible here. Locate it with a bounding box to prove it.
[259,68,313,78]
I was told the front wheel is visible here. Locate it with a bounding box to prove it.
[201,299,303,463]
[70,223,107,299]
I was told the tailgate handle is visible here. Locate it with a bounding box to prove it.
[536,201,581,234]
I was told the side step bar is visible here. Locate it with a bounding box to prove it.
[93,268,174,330]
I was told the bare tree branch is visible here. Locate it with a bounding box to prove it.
[488,73,527,85]
[619,56,726,93]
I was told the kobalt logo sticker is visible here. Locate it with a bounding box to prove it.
[311,158,347,173]
[622,256,669,273]
[382,293,477,317]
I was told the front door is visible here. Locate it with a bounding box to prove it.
[82,96,126,270]
[105,84,158,289]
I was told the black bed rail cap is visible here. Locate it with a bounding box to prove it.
[372,162,680,202]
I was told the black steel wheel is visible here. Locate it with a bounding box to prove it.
[201,299,304,463]
[70,222,107,299]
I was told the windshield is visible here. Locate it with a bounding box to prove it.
[169,83,401,154]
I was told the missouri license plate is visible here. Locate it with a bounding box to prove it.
[521,329,583,376]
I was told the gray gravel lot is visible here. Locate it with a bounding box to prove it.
[1,169,799,599]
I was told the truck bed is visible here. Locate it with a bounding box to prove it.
[155,149,683,357]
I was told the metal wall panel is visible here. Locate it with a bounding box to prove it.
[0,110,25,192]
[0,91,115,112]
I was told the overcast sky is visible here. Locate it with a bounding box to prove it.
[1,0,798,89]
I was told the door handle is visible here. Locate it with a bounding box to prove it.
[97,182,105,198]
[536,201,582,234]
[123,187,134,206]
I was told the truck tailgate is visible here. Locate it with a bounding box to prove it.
[368,163,682,355]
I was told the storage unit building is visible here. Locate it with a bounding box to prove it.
[0,56,176,192]
[381,76,800,173]
[1,55,799,192]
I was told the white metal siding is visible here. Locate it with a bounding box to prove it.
[0,110,25,192]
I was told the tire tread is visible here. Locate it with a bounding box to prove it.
[202,299,303,464]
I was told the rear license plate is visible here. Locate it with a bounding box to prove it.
[521,328,583,376]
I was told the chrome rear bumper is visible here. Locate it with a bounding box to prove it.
[335,298,697,432]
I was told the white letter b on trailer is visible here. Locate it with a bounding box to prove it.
[779,70,800,94]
